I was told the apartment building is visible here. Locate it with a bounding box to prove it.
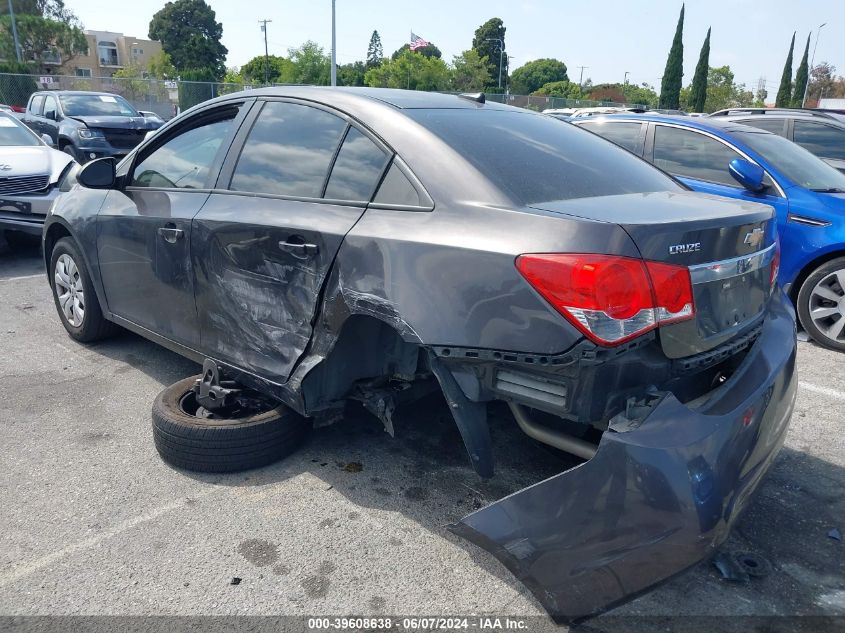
[51,31,163,77]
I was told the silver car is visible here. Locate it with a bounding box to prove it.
[0,111,76,236]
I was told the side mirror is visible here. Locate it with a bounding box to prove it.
[77,157,116,189]
[40,133,54,146]
[45,110,56,121]
[729,158,765,193]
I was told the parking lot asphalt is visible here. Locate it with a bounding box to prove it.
[1,237,843,632]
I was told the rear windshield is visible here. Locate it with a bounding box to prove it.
[0,114,40,146]
[59,94,139,117]
[407,109,681,205]
[736,130,845,192]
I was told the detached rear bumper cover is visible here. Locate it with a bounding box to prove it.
[451,290,797,624]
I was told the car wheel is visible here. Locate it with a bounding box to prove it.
[797,256,845,352]
[50,237,118,342]
[151,376,310,473]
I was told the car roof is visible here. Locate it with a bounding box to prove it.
[574,112,775,137]
[32,90,121,97]
[709,107,845,124]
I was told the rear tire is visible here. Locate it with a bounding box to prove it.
[797,256,845,352]
[49,237,118,342]
[151,376,310,473]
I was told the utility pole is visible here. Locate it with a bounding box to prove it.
[802,22,827,107]
[7,0,23,63]
[259,19,272,85]
[485,38,505,90]
[330,0,337,86]
[623,71,630,100]
[577,66,588,88]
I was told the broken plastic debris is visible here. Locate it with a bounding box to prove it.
[829,528,842,541]
[712,551,749,583]
[230,577,242,585]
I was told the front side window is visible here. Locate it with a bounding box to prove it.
[580,121,644,154]
[793,122,845,160]
[43,96,57,119]
[131,111,239,189]
[653,125,742,187]
[324,127,390,201]
[230,101,348,197]
[737,118,787,136]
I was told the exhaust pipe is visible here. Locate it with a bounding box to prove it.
[508,402,598,460]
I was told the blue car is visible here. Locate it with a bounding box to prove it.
[575,113,845,351]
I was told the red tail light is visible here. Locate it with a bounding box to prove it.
[515,253,695,346]
[770,241,781,289]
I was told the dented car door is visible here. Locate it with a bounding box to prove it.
[192,99,392,384]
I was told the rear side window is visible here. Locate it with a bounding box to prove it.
[408,109,679,205]
[653,125,742,186]
[580,121,643,153]
[230,101,347,197]
[30,95,45,115]
[793,122,845,160]
[373,163,422,206]
[324,127,390,201]
[737,118,787,135]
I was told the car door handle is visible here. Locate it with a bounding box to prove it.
[157,226,184,243]
[278,238,318,258]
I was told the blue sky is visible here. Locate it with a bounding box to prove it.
[69,0,842,95]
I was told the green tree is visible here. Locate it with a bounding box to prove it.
[472,17,507,90]
[0,61,38,107]
[288,40,330,85]
[450,49,490,92]
[659,4,685,109]
[689,27,710,112]
[149,0,227,79]
[535,80,582,99]
[391,42,441,60]
[364,49,449,91]
[0,1,87,68]
[510,58,568,95]
[702,66,753,112]
[791,33,811,107]
[148,51,177,79]
[366,30,383,69]
[337,61,366,87]
[177,66,217,110]
[806,62,845,105]
[775,32,795,107]
[241,54,295,84]
[622,83,659,107]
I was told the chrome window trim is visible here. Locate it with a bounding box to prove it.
[688,243,776,284]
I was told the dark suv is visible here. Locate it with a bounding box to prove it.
[23,91,162,164]
[710,108,845,174]
[43,87,797,623]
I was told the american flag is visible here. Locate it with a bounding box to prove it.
[409,32,429,51]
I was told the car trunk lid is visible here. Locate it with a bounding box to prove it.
[529,191,777,358]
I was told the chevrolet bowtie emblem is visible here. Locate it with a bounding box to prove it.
[744,227,764,248]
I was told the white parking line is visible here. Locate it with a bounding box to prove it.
[0,273,45,282]
[799,381,845,401]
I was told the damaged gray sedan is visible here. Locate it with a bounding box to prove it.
[43,87,797,623]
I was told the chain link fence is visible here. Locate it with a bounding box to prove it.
[0,73,644,120]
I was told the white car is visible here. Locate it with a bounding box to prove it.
[0,111,76,236]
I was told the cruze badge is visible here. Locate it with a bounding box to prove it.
[669,242,701,255]
[744,227,764,247]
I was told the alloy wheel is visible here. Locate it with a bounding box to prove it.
[808,268,845,345]
[54,253,85,327]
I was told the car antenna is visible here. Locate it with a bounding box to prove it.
[458,92,486,104]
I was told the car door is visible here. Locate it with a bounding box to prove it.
[791,120,845,174]
[96,100,251,348]
[646,122,789,221]
[24,94,45,135]
[40,94,60,144]
[192,98,392,384]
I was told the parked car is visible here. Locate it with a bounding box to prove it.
[22,91,163,164]
[0,111,75,236]
[44,87,796,624]
[709,108,845,174]
[567,105,647,119]
[575,113,845,350]
[138,110,166,124]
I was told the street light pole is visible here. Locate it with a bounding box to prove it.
[259,19,272,85]
[802,22,827,108]
[7,0,22,63]
[330,0,337,86]
[485,37,504,89]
